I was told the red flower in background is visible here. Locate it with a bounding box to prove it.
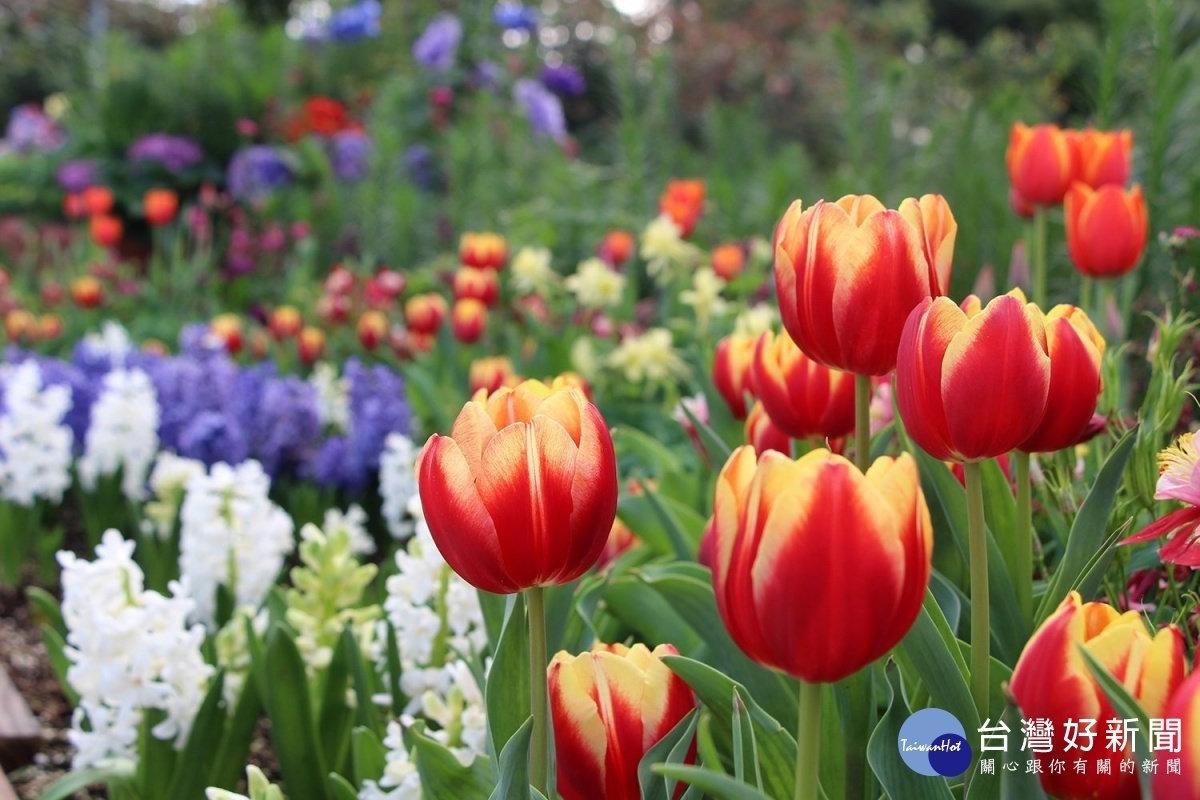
[286,96,352,140]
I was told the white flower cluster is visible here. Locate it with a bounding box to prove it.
[358,721,423,800]
[679,266,729,325]
[324,503,375,556]
[81,320,134,360]
[0,361,74,505]
[606,328,689,386]
[59,530,213,769]
[142,452,206,539]
[509,245,558,296]
[77,368,160,501]
[179,460,295,626]
[310,361,350,434]
[379,434,419,539]
[565,257,626,310]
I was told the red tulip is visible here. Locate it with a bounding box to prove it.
[744,401,790,457]
[1065,183,1148,279]
[773,193,956,376]
[468,355,519,395]
[70,276,105,309]
[711,243,746,281]
[63,193,87,220]
[460,232,508,270]
[356,310,388,351]
[405,293,448,335]
[712,334,757,419]
[712,446,931,682]
[451,298,487,343]
[325,265,356,295]
[454,266,500,306]
[89,214,123,248]
[1019,305,1106,453]
[1073,128,1133,190]
[298,326,326,364]
[82,186,114,216]
[895,291,1050,462]
[210,313,244,354]
[751,329,855,440]
[658,179,706,237]
[418,380,618,593]
[1007,123,1078,206]
[269,305,303,339]
[598,230,635,267]
[597,517,638,569]
[1153,668,1200,799]
[143,189,179,226]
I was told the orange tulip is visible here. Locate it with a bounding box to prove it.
[269,305,303,339]
[4,309,34,341]
[453,266,500,307]
[659,179,706,237]
[36,314,64,341]
[1007,122,1078,206]
[1065,183,1148,279]
[1073,128,1133,190]
[1019,305,1105,453]
[356,310,388,351]
[744,401,790,457]
[712,334,757,419]
[549,643,696,800]
[1011,592,1187,800]
[895,291,1050,462]
[460,232,508,270]
[89,214,123,248]
[712,446,931,682]
[750,329,855,440]
[405,293,447,335]
[82,186,114,216]
[143,189,179,226]
[773,193,956,376]
[70,276,105,309]
[210,313,244,354]
[418,380,618,593]
[711,243,746,282]
[468,355,519,395]
[1153,668,1200,799]
[451,298,487,343]
[598,229,635,267]
[298,326,326,364]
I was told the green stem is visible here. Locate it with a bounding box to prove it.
[527,586,551,797]
[854,374,872,473]
[964,462,990,719]
[1032,205,1048,307]
[1014,451,1033,623]
[1080,276,1094,321]
[795,681,822,800]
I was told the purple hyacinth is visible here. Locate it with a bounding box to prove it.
[178,411,251,467]
[413,14,462,72]
[250,376,321,477]
[2,105,65,154]
[127,133,204,173]
[541,64,586,98]
[56,159,99,193]
[328,0,382,41]
[492,2,538,32]
[473,60,503,92]
[513,79,567,142]
[329,130,372,183]
[226,146,293,201]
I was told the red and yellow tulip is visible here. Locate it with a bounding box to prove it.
[418,380,619,593]
[549,643,696,800]
[711,446,931,682]
[1065,183,1148,279]
[712,333,758,420]
[744,401,790,457]
[70,276,105,309]
[143,189,179,226]
[1018,305,1106,453]
[598,229,636,268]
[711,243,746,281]
[454,266,500,307]
[1153,668,1200,799]
[269,305,303,339]
[773,193,956,376]
[460,232,508,270]
[1007,123,1078,206]
[405,293,448,335]
[1010,592,1187,800]
[468,355,519,395]
[356,310,388,351]
[750,329,856,441]
[1072,128,1133,190]
[298,326,326,364]
[451,298,487,344]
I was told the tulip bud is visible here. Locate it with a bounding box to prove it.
[774,193,956,376]
[712,334,757,419]
[744,401,790,456]
[418,380,618,593]
[298,326,326,364]
[711,243,746,281]
[324,265,356,295]
[1019,305,1106,453]
[1065,183,1148,279]
[375,268,406,298]
[71,276,105,309]
[269,305,303,339]
[598,229,635,267]
[451,298,487,343]
[405,293,448,335]
[89,214,123,248]
[210,313,244,354]
[143,189,179,226]
[468,355,519,395]
[750,329,856,441]
[41,282,64,307]
[713,446,931,682]
[356,310,388,351]
[1011,593,1186,800]
[36,314,63,341]
[549,643,696,800]
[1073,128,1133,190]
[460,232,508,270]
[548,371,592,401]
[82,186,114,216]
[316,294,352,326]
[454,266,500,306]
[4,309,34,341]
[1007,123,1078,206]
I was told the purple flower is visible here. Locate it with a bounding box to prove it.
[250,376,321,477]
[328,0,382,41]
[127,134,204,173]
[178,411,250,467]
[413,14,462,72]
[226,146,293,200]
[56,159,99,193]
[541,64,587,98]
[310,359,410,491]
[493,2,538,32]
[329,130,372,182]
[473,60,503,92]
[2,105,64,154]
[513,79,567,142]
[403,145,440,191]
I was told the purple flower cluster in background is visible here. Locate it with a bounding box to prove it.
[327,0,382,42]
[226,145,293,200]
[2,105,65,155]
[127,133,204,173]
[493,2,539,33]
[56,159,99,193]
[330,130,372,183]
[541,64,587,98]
[413,14,462,72]
[513,79,567,142]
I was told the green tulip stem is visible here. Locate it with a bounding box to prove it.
[855,374,872,473]
[964,461,990,719]
[527,586,551,797]
[795,680,822,800]
[1014,450,1033,623]
[1033,205,1048,307]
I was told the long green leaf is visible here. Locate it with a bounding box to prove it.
[653,765,773,800]
[211,676,263,791]
[867,661,956,800]
[351,726,389,787]
[895,592,979,735]
[485,593,530,762]
[167,671,228,800]
[489,717,534,800]
[263,625,330,800]
[39,769,129,800]
[318,626,354,775]
[639,709,699,800]
[411,726,495,800]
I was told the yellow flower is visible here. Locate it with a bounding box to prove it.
[679,266,729,326]
[640,215,702,283]
[606,328,688,385]
[510,246,558,295]
[565,258,626,309]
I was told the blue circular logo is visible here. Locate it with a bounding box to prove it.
[897,708,972,777]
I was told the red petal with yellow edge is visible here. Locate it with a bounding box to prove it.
[1019,311,1103,452]
[1010,124,1075,205]
[1153,668,1200,800]
[558,402,619,584]
[1135,626,1186,720]
[418,434,518,594]
[940,294,1050,460]
[865,454,933,649]
[448,400,500,477]
[549,653,609,800]
[895,297,962,461]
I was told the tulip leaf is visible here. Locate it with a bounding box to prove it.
[639,709,700,800]
[1078,647,1155,797]
[351,726,388,788]
[411,725,495,800]
[612,425,689,478]
[652,765,774,800]
[602,573,705,653]
[262,624,330,800]
[679,398,734,464]
[489,716,534,800]
[1036,428,1136,624]
[866,660,956,800]
[327,774,359,800]
[894,592,980,737]
[732,688,764,790]
[485,593,530,763]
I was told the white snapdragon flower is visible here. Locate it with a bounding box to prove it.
[179,461,295,626]
[564,258,626,310]
[77,368,160,501]
[379,434,418,539]
[0,361,74,505]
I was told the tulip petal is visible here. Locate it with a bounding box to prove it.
[550,655,609,800]
[1135,626,1186,719]
[1019,312,1103,452]
[895,297,961,461]
[560,403,619,584]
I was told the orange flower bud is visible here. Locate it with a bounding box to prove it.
[453,266,500,306]
[712,334,757,419]
[744,401,790,457]
[89,214,123,248]
[143,189,179,226]
[712,447,931,682]
[895,291,1051,462]
[549,643,696,800]
[1011,592,1187,800]
[468,355,519,395]
[70,276,105,309]
[598,229,635,267]
[1153,668,1200,798]
[4,309,34,341]
[1073,128,1133,189]
[750,329,855,440]
[269,305,303,339]
[711,243,746,281]
[1007,122,1078,206]
[404,293,447,335]
[297,326,326,364]
[418,380,618,593]
[210,313,244,355]
[658,179,706,237]
[356,310,388,351]
[1065,183,1148,279]
[451,298,487,343]
[82,186,114,216]
[36,314,63,341]
[549,371,592,401]
[1019,305,1106,453]
[460,232,508,270]
[774,193,956,376]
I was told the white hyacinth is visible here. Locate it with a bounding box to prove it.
[59,530,213,769]
[379,434,418,539]
[179,460,295,626]
[0,361,74,505]
[358,720,423,800]
[142,452,205,539]
[77,368,160,501]
[81,320,134,361]
[310,361,350,434]
[323,503,375,556]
